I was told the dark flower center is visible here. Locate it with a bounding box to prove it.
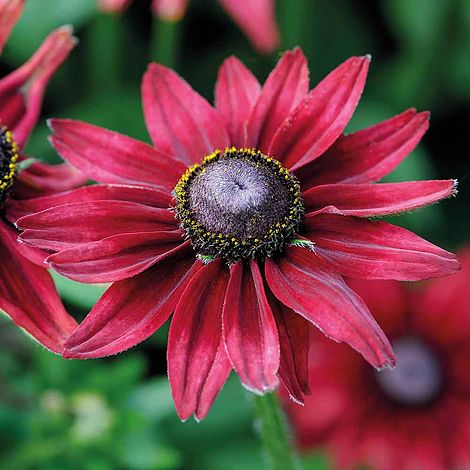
[375,337,442,406]
[0,126,19,208]
[174,147,304,260]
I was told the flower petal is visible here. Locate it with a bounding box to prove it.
[223,260,279,393]
[97,0,132,13]
[269,56,370,170]
[269,294,310,404]
[47,231,185,283]
[0,221,77,354]
[303,180,456,217]
[215,56,260,147]
[49,119,185,190]
[142,63,229,165]
[217,0,279,54]
[298,108,430,188]
[64,244,199,358]
[8,184,172,222]
[246,48,309,151]
[0,26,76,148]
[304,214,461,280]
[265,246,395,369]
[13,161,87,199]
[168,259,232,421]
[18,201,177,251]
[0,0,24,54]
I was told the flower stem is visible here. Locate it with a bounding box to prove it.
[150,16,181,69]
[252,393,301,470]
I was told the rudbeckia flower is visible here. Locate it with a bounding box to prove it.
[0,0,83,354]
[98,0,280,54]
[285,250,470,470]
[18,48,459,420]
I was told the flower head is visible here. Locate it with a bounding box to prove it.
[18,48,459,420]
[98,0,279,54]
[284,249,470,470]
[0,3,83,354]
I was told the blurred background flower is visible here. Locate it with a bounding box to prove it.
[284,250,470,469]
[1,0,469,468]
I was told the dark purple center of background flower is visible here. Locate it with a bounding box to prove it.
[189,157,291,240]
[0,126,19,208]
[375,337,442,406]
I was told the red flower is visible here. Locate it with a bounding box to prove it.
[98,0,280,54]
[17,49,459,420]
[285,250,470,470]
[0,0,84,354]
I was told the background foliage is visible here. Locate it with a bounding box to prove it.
[1,0,469,468]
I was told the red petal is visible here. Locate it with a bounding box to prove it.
[18,201,177,251]
[217,0,279,54]
[47,232,186,283]
[246,48,309,151]
[270,56,370,170]
[168,259,231,421]
[303,180,456,217]
[215,56,260,147]
[223,260,279,393]
[64,244,198,358]
[304,214,461,280]
[0,26,76,148]
[0,0,24,54]
[13,161,87,199]
[269,294,310,404]
[7,184,172,222]
[265,246,395,369]
[142,63,229,165]
[49,119,184,190]
[298,108,430,188]
[0,221,77,354]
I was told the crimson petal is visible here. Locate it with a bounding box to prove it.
[64,244,199,358]
[142,63,229,165]
[0,0,24,54]
[298,108,429,188]
[168,259,232,421]
[303,180,456,217]
[13,161,87,199]
[0,222,77,354]
[223,260,279,393]
[18,201,177,251]
[246,48,309,151]
[270,56,370,170]
[49,119,184,190]
[304,214,461,280]
[47,232,185,283]
[269,293,310,404]
[215,56,260,147]
[265,246,395,369]
[8,184,172,222]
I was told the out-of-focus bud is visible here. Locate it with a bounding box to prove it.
[0,25,77,148]
[0,0,25,54]
[218,0,279,54]
[152,0,188,22]
[97,0,132,14]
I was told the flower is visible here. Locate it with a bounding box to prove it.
[284,250,470,470]
[97,0,280,54]
[17,48,459,420]
[0,0,83,354]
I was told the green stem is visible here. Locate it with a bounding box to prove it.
[252,393,301,470]
[88,13,123,92]
[150,16,181,69]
